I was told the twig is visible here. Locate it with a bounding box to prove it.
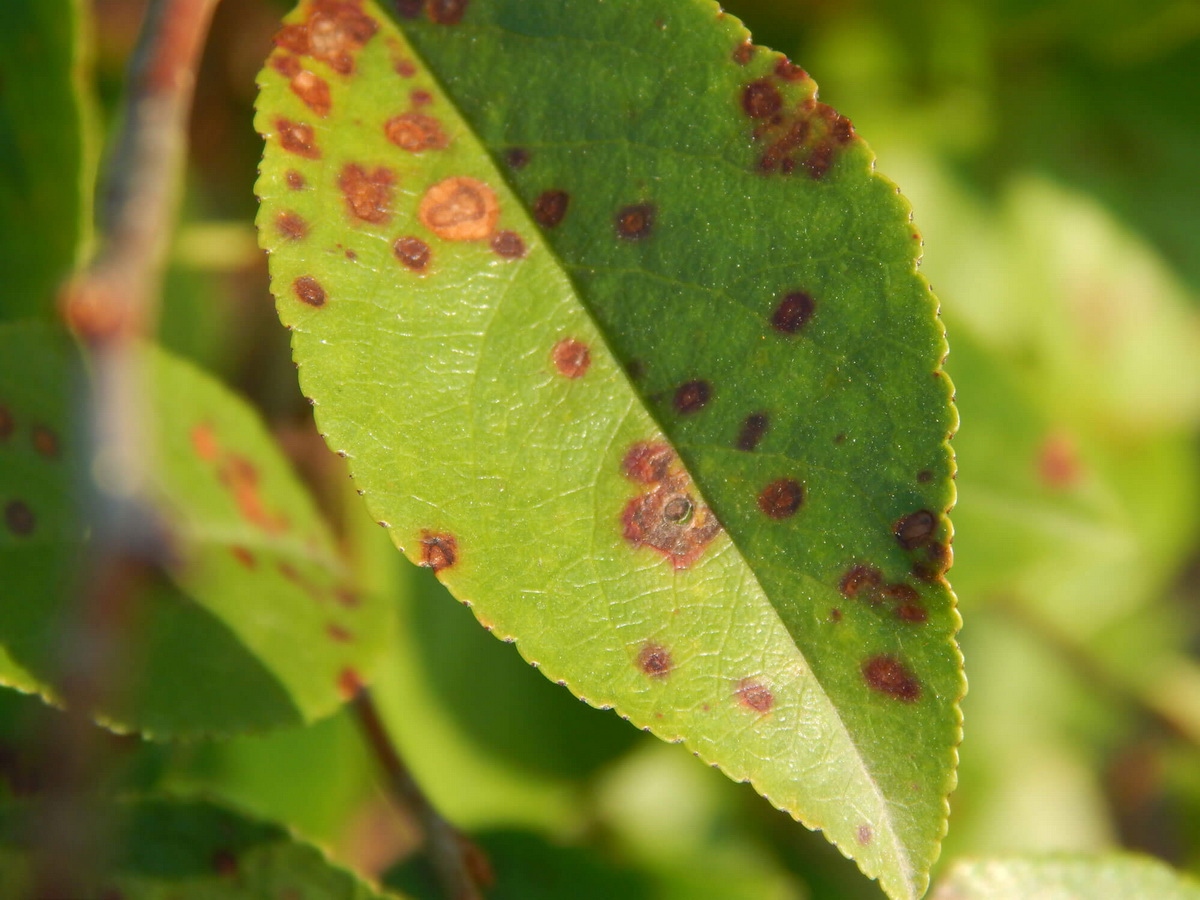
[352,689,492,900]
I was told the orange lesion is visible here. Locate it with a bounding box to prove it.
[620,442,721,569]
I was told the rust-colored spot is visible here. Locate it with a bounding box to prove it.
[742,79,782,118]
[212,849,238,878]
[771,291,815,333]
[637,643,672,677]
[736,679,774,713]
[427,0,469,24]
[290,69,332,116]
[292,275,327,307]
[0,405,13,441]
[552,338,590,378]
[394,0,422,19]
[326,622,354,643]
[31,425,59,460]
[394,235,431,272]
[219,454,288,534]
[896,602,928,624]
[230,545,256,569]
[913,541,952,581]
[418,177,498,241]
[271,54,302,79]
[736,412,769,451]
[1039,432,1080,489]
[758,479,804,519]
[491,230,526,259]
[895,509,936,550]
[395,57,417,77]
[337,667,363,700]
[840,564,883,600]
[673,379,710,414]
[504,147,530,169]
[411,89,432,106]
[623,470,721,569]
[856,824,873,845]
[276,118,319,158]
[273,0,379,76]
[334,586,360,607]
[615,203,654,240]
[622,442,674,485]
[286,170,306,190]
[385,112,449,153]
[774,58,807,81]
[190,423,219,461]
[829,608,843,622]
[732,41,755,65]
[533,190,569,227]
[420,531,457,571]
[338,163,395,224]
[917,469,933,484]
[802,141,835,179]
[276,210,308,240]
[862,655,921,702]
[5,500,34,536]
[883,583,920,604]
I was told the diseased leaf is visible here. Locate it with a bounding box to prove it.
[254,2,960,897]
[0,797,405,899]
[931,855,1200,900]
[0,0,95,320]
[0,322,391,737]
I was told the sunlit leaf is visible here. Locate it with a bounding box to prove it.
[255,2,961,896]
[0,322,391,737]
[931,855,1200,900]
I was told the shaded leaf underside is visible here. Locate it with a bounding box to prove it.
[255,2,961,897]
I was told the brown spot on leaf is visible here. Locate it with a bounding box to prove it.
[293,275,327,307]
[420,531,457,571]
[533,190,569,227]
[394,0,422,18]
[771,291,815,334]
[862,655,921,702]
[552,338,590,378]
[0,405,12,442]
[276,210,308,240]
[758,479,804,519]
[742,79,782,118]
[895,509,936,550]
[31,426,59,460]
[491,230,526,259]
[883,583,920,604]
[219,454,288,534]
[802,141,835,179]
[385,112,449,153]
[829,608,843,622]
[615,203,655,240]
[419,177,498,241]
[337,667,363,700]
[622,442,674,485]
[917,469,933,484]
[736,679,774,713]
[1039,432,1080,489]
[395,57,417,77]
[732,41,755,65]
[411,89,433,107]
[212,849,238,878]
[427,0,469,24]
[339,163,395,224]
[5,501,34,536]
[274,0,379,76]
[623,469,721,569]
[290,69,332,116]
[394,236,431,272]
[856,824,873,845]
[230,546,256,568]
[334,586,360,607]
[736,412,769,451]
[774,58,807,81]
[504,147,530,169]
[840,564,883,600]
[673,380,710,414]
[326,622,354,643]
[286,170,306,190]
[190,423,219,461]
[637,644,672,677]
[276,118,320,158]
[895,602,928,624]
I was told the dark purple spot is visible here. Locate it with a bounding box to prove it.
[894,509,937,550]
[736,412,769,451]
[742,79,782,119]
[394,236,431,272]
[616,203,655,240]
[637,644,672,677]
[673,380,710,414]
[427,0,469,24]
[771,291,815,334]
[504,147,530,169]
[5,501,34,536]
[533,190,569,227]
[840,565,882,600]
[862,655,921,702]
[917,469,933,483]
[490,230,526,259]
[758,479,803,519]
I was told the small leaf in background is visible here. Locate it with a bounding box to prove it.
[255,1,960,897]
[0,797,406,899]
[0,0,95,321]
[931,855,1200,900]
[0,322,392,737]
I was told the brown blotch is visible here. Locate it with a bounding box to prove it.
[862,655,921,702]
[732,41,755,65]
[411,89,433,106]
[230,545,256,569]
[190,423,219,461]
[418,177,499,241]
[337,667,363,700]
[637,644,672,677]
[622,442,674,485]
[271,54,302,79]
[829,608,843,622]
[491,230,526,259]
[834,432,847,444]
[334,586,360,608]
[533,190,569,228]
[774,58,807,81]
[427,0,469,25]
[736,679,774,713]
[504,147,530,169]
[736,411,769,451]
[615,203,655,240]
[917,469,933,484]
[275,118,320,159]
[840,564,883,600]
[420,531,457,572]
[286,170,306,190]
[273,0,379,76]
[856,824,873,845]
[394,236,431,272]
[895,602,928,624]
[385,112,449,153]
[758,479,804,519]
[771,291,815,334]
[394,0,422,19]
[326,622,354,643]
[395,57,417,77]
[276,210,308,240]
[742,79,782,119]
[894,509,937,550]
[0,405,13,442]
[5,500,34,536]
[622,466,721,569]
[883,583,920,604]
[552,338,590,378]
[31,425,60,460]
[338,163,395,224]
[1039,432,1080,489]
[219,454,288,534]
[292,275,327,307]
[802,141,835,180]
[913,541,952,581]
[673,379,711,414]
[289,69,332,117]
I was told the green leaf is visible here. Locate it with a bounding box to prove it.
[0,322,392,737]
[0,0,96,319]
[0,796,404,899]
[254,2,960,897]
[931,855,1200,900]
